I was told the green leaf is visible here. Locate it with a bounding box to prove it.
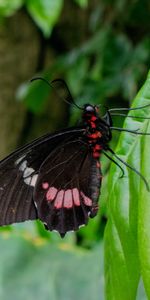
[0,233,104,300]
[74,0,88,8]
[16,79,50,113]
[26,0,63,37]
[138,98,150,296]
[0,0,23,17]
[104,71,150,300]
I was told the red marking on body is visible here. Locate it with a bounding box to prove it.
[72,188,80,206]
[64,189,73,208]
[90,121,96,129]
[93,152,100,158]
[46,187,57,201]
[81,192,92,206]
[94,144,102,151]
[54,190,64,209]
[92,145,102,158]
[88,132,102,139]
[91,116,97,121]
[42,182,49,190]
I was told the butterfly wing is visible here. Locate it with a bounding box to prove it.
[34,139,102,237]
[0,127,83,226]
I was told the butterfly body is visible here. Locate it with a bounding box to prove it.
[33,104,111,237]
[0,87,112,237]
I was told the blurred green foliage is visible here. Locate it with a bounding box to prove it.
[0,0,23,17]
[0,0,63,36]
[0,232,104,300]
[26,0,63,37]
[74,0,88,8]
[0,0,150,299]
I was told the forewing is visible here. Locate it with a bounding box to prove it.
[0,127,83,226]
[34,140,102,237]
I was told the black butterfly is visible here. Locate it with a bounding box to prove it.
[0,78,149,237]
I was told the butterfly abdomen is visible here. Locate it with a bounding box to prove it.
[83,105,103,159]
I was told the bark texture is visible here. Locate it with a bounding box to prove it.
[0,10,40,158]
[0,3,90,158]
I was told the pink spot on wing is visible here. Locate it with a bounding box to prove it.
[54,190,64,209]
[42,182,49,190]
[64,189,73,208]
[81,191,92,206]
[72,188,80,206]
[96,161,100,168]
[46,187,57,201]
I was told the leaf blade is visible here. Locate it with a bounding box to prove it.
[104,71,150,300]
[26,0,63,37]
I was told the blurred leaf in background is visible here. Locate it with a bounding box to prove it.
[74,0,88,8]
[26,0,63,37]
[0,232,104,300]
[0,0,23,17]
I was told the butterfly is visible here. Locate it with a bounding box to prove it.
[0,78,149,237]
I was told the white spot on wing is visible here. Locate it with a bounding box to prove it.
[19,160,27,172]
[16,155,37,187]
[24,177,31,185]
[52,229,59,233]
[30,174,38,186]
[24,174,38,187]
[33,200,38,209]
[15,155,26,165]
[23,167,34,178]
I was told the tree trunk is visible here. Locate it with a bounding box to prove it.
[0,10,40,158]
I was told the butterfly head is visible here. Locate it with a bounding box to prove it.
[84,104,99,115]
